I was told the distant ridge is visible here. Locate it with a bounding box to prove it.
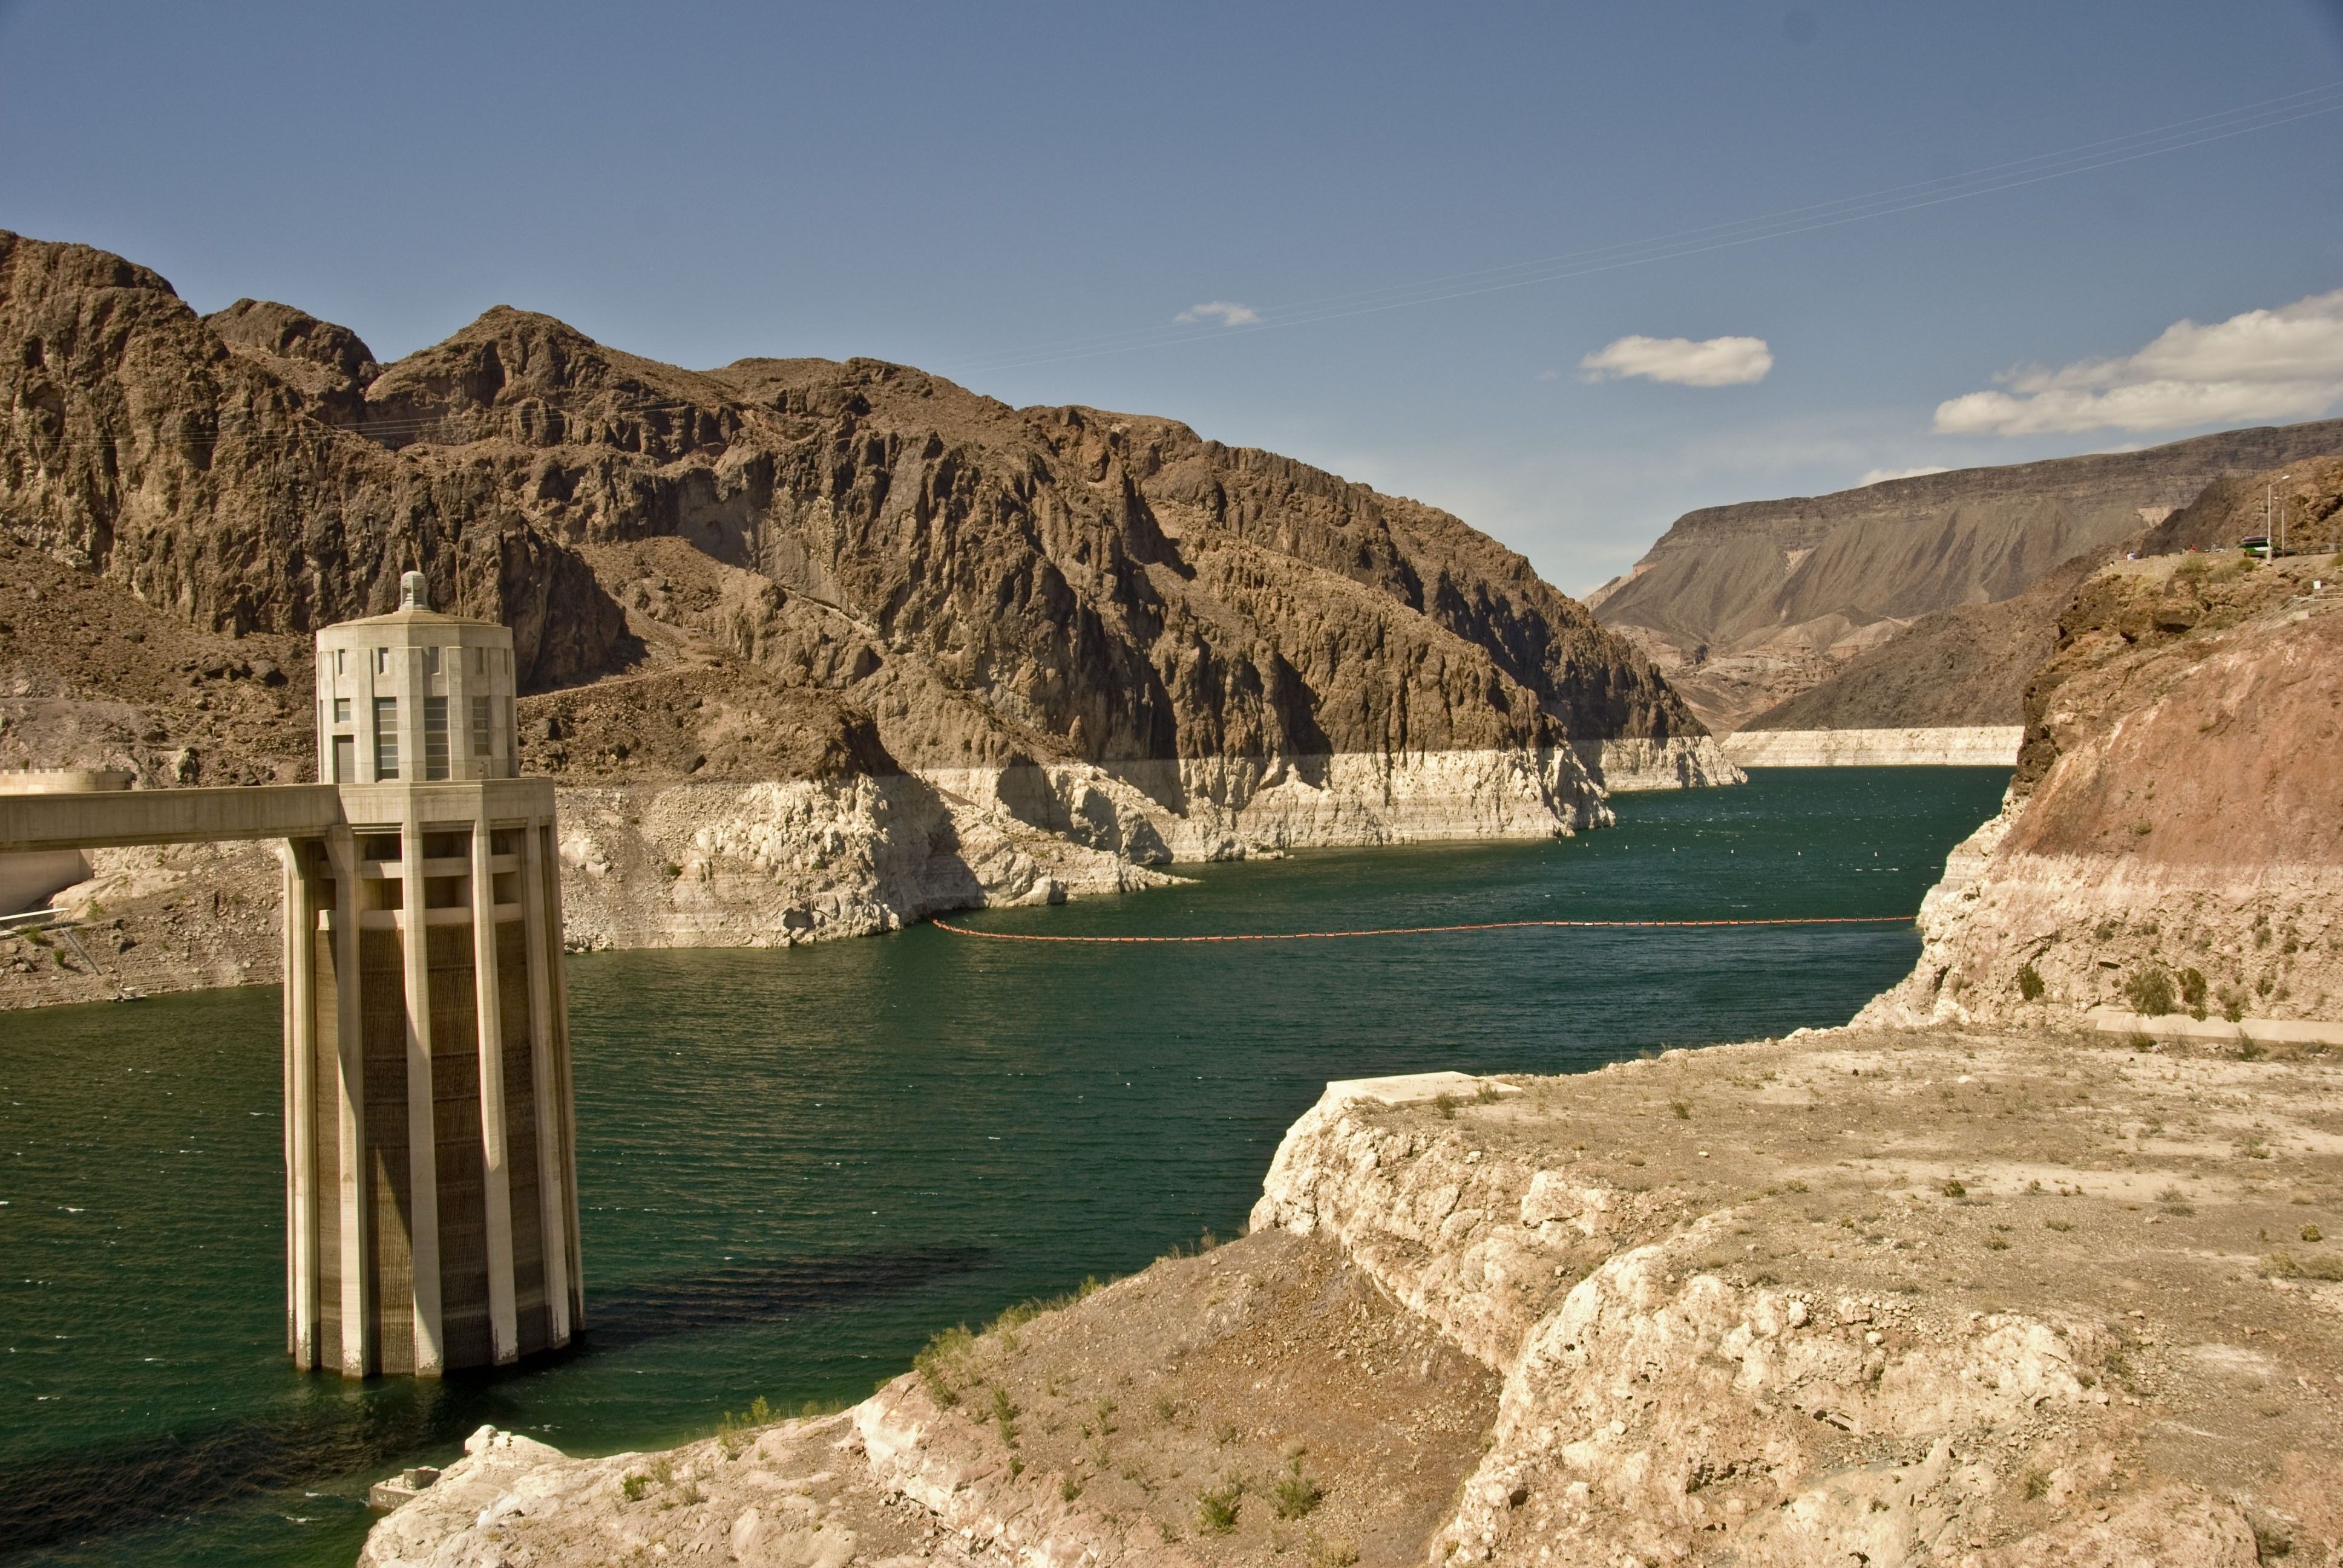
[1590,419,2343,731]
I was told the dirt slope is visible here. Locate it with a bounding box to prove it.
[1742,550,2104,731]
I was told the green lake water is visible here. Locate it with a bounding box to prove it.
[0,766,2007,1565]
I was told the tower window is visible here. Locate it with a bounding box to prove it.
[471,696,492,763]
[333,697,352,725]
[373,697,399,780]
[423,697,450,780]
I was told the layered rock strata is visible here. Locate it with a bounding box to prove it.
[364,1042,2343,1567]
[1863,554,2343,1031]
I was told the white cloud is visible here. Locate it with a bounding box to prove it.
[1858,465,1951,486]
[1579,334,1772,387]
[1175,300,1260,327]
[1934,287,2343,436]
[1534,368,1561,382]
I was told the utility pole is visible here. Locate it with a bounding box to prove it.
[2269,475,2290,559]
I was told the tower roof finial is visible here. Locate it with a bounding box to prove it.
[399,571,430,612]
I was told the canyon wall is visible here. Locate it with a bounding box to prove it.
[1862,552,2343,1032]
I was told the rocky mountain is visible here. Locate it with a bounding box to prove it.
[1588,420,2343,731]
[1,229,1732,999]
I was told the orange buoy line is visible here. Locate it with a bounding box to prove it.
[929,914,1915,945]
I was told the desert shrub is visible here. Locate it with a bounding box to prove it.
[1196,1478,1244,1534]
[1308,1537,1361,1568]
[2016,962,2045,1001]
[1272,1457,1326,1520]
[2179,967,2207,1018]
[717,1395,779,1455]
[1939,1178,1967,1198]
[1434,1093,1457,1120]
[2123,966,2175,1017]
[1670,1099,1691,1120]
[991,1385,1020,1446]
[915,1324,975,1406]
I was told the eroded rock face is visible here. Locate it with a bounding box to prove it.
[0,235,626,688]
[0,230,1712,781]
[1863,554,2343,1029]
[1251,1044,2339,1567]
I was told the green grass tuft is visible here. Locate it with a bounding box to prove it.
[1196,1477,1244,1535]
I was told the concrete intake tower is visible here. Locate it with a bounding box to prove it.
[0,572,583,1377]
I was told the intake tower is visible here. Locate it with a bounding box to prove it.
[290,572,581,1374]
[0,570,583,1377]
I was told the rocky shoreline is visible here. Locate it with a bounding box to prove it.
[360,1036,2342,1567]
[1,735,1733,1007]
[1720,727,2022,768]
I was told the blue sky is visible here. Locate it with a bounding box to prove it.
[5,1,2342,592]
